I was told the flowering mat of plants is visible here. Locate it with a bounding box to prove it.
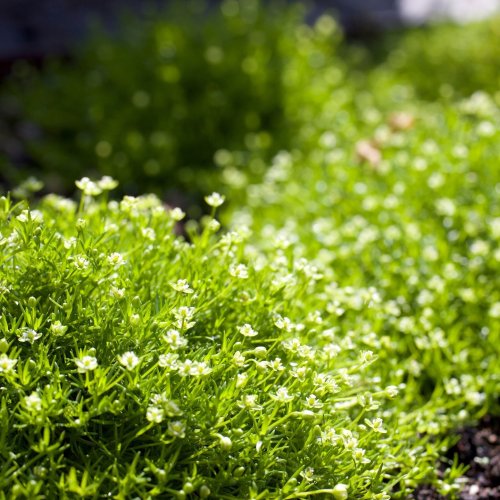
[0,1,500,499]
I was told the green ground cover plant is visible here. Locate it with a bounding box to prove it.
[1,1,500,498]
[1,101,499,497]
[225,92,500,429]
[6,7,499,199]
[0,176,488,499]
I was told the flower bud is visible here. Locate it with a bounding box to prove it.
[199,485,211,498]
[333,483,348,500]
[219,435,232,451]
[183,482,194,494]
[234,466,245,477]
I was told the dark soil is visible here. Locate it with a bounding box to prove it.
[410,416,500,499]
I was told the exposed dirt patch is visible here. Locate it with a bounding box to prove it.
[410,415,500,499]
[453,415,500,499]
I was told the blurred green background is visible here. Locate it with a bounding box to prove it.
[0,0,499,206]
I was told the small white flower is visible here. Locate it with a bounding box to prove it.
[189,361,212,376]
[49,321,68,336]
[163,329,188,350]
[207,219,221,232]
[385,385,399,399]
[237,323,258,337]
[170,279,193,294]
[320,427,340,446]
[118,351,140,370]
[352,447,370,464]
[0,354,17,373]
[173,307,196,330]
[73,255,90,270]
[107,252,126,267]
[274,315,293,332]
[282,338,302,353]
[177,359,203,377]
[304,394,323,409]
[168,420,186,438]
[300,467,315,482]
[238,394,262,411]
[291,365,308,381]
[271,386,294,403]
[170,207,185,221]
[466,391,485,406]
[364,417,387,434]
[75,177,103,196]
[63,237,77,249]
[161,399,183,417]
[17,328,42,344]
[324,343,341,358]
[343,435,359,450]
[233,351,246,367]
[229,264,249,279]
[146,406,164,423]
[205,192,225,208]
[141,227,156,241]
[267,357,285,371]
[24,392,43,412]
[297,345,314,359]
[97,176,119,191]
[75,355,98,373]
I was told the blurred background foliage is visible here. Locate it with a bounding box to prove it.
[1,0,343,199]
[351,15,500,103]
[0,0,499,203]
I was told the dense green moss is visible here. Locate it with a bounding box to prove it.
[1,3,499,498]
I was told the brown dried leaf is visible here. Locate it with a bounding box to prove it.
[355,140,382,168]
[388,112,415,131]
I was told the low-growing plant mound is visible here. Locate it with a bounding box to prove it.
[1,4,500,498]
[223,93,500,494]
[1,176,490,498]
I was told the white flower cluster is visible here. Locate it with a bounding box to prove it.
[158,354,212,377]
[75,176,118,196]
[173,306,196,330]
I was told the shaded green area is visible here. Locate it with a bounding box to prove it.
[2,1,342,198]
[3,3,499,197]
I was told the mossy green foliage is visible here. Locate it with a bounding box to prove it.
[1,104,500,496]
[1,1,500,498]
[0,175,488,498]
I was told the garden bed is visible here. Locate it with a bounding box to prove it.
[0,1,499,498]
